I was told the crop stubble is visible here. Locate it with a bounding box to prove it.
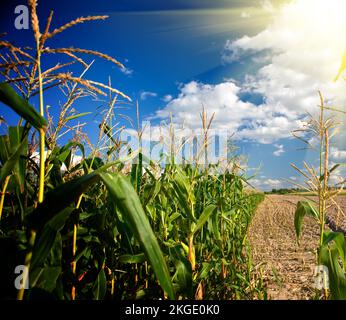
[249,194,346,300]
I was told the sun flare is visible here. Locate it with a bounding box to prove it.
[281,0,346,51]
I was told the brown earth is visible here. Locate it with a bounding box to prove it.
[248,195,346,300]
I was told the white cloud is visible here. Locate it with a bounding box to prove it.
[327,153,346,185]
[150,0,346,147]
[121,67,133,76]
[162,94,173,102]
[250,177,286,190]
[330,147,346,161]
[31,151,82,172]
[154,81,302,144]
[221,39,246,64]
[273,144,285,157]
[225,0,346,118]
[140,91,158,100]
[264,179,282,187]
[329,174,345,186]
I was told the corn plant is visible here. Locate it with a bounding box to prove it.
[0,0,266,301]
[291,88,346,299]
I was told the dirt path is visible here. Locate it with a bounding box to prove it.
[248,195,320,300]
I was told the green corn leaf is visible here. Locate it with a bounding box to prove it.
[0,83,46,130]
[0,132,28,187]
[27,172,101,230]
[55,141,85,173]
[294,200,319,244]
[65,112,92,122]
[172,170,195,221]
[8,126,28,192]
[130,152,142,193]
[169,212,181,223]
[212,210,221,243]
[192,204,217,235]
[93,269,107,300]
[32,266,61,293]
[55,141,85,163]
[0,135,10,164]
[27,153,128,230]
[30,207,74,272]
[322,231,346,266]
[30,232,63,292]
[199,262,212,280]
[319,241,346,300]
[99,172,175,299]
[173,259,192,297]
[169,244,192,297]
[119,253,146,264]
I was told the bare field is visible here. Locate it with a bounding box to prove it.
[248,195,346,300]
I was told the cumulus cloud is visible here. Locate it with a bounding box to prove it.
[273,144,285,157]
[330,147,346,161]
[131,0,346,169]
[154,81,302,144]
[329,173,345,186]
[31,151,82,172]
[264,179,282,187]
[162,94,173,102]
[140,91,158,100]
[153,0,346,145]
[225,0,346,119]
[250,177,285,190]
[221,39,247,64]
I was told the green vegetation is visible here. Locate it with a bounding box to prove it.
[1,0,345,302]
[291,91,346,300]
[0,1,265,300]
[266,188,346,196]
[265,188,305,195]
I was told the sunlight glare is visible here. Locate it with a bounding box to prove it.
[282,0,346,51]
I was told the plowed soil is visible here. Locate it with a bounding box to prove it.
[248,195,346,300]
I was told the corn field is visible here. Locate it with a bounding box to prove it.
[1,0,346,301]
[0,1,266,300]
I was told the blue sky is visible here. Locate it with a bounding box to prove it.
[1,0,346,190]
